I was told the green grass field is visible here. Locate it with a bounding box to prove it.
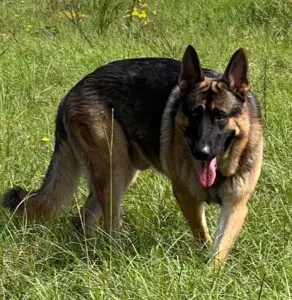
[0,0,292,299]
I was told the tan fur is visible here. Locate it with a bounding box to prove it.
[174,187,212,246]
[10,103,139,237]
[69,107,138,236]
[160,80,263,268]
[16,141,80,221]
[218,104,251,176]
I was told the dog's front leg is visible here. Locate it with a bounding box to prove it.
[173,187,212,247]
[211,194,249,268]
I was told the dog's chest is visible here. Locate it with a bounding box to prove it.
[189,173,224,205]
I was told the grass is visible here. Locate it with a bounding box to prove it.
[0,0,292,298]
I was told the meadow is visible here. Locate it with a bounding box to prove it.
[0,0,291,299]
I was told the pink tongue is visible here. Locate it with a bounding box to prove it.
[197,157,217,188]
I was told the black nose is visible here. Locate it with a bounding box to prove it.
[192,145,211,161]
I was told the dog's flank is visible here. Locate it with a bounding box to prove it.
[3,45,263,267]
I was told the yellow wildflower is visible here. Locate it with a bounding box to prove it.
[128,1,150,26]
[26,24,33,33]
[138,10,147,19]
[131,7,147,19]
[59,11,87,20]
[131,7,140,17]
[41,137,49,143]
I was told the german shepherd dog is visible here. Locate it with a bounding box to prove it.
[3,45,263,267]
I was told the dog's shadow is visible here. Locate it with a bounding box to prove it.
[1,207,211,272]
[70,212,210,268]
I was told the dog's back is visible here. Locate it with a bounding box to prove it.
[63,58,221,165]
[64,58,180,164]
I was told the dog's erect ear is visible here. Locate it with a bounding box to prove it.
[179,45,203,91]
[223,48,249,93]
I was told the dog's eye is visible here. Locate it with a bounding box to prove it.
[215,113,227,122]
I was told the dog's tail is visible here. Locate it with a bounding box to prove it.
[3,104,80,221]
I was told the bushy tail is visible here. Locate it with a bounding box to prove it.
[3,139,80,221]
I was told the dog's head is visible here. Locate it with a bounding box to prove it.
[176,45,250,188]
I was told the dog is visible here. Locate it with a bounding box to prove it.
[3,45,263,267]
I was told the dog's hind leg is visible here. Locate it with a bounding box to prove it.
[72,190,102,235]
[85,153,137,238]
[90,167,137,238]
[70,115,137,238]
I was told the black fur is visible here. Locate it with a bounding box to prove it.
[3,187,27,210]
[63,58,223,165]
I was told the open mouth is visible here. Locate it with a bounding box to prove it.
[196,153,223,188]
